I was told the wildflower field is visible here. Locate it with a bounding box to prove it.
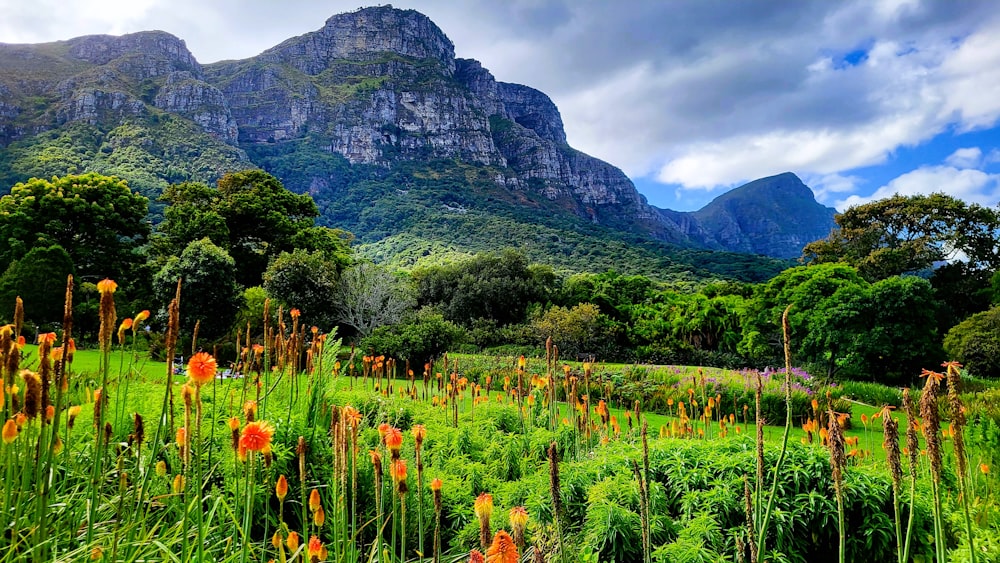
[2,278,999,563]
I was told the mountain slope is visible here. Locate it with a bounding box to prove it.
[0,6,829,278]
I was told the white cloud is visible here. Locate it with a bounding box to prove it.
[836,165,1000,211]
[944,147,982,169]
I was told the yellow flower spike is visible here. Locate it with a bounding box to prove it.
[276,475,289,502]
[172,474,185,494]
[287,531,300,552]
[155,460,167,477]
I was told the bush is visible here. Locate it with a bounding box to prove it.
[944,306,1000,378]
[833,381,903,408]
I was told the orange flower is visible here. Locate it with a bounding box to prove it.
[239,421,274,453]
[227,416,240,431]
[176,427,187,447]
[272,531,283,549]
[920,369,945,384]
[117,319,133,344]
[412,424,426,447]
[385,426,403,453]
[313,505,325,527]
[343,405,362,428]
[37,332,57,345]
[860,414,869,426]
[307,535,323,559]
[134,310,150,326]
[981,463,990,475]
[276,475,289,502]
[172,474,185,494]
[97,279,117,295]
[430,478,443,491]
[485,530,518,563]
[187,352,218,386]
[474,492,493,521]
[290,308,300,319]
[391,458,408,484]
[470,549,486,563]
[309,488,321,512]
[378,423,390,439]
[286,531,300,552]
[2,419,17,444]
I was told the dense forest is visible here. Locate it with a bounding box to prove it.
[3,171,1000,384]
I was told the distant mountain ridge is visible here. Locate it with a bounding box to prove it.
[0,5,835,268]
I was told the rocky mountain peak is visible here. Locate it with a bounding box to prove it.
[262,5,456,75]
[67,31,200,78]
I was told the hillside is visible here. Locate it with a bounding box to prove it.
[0,6,830,278]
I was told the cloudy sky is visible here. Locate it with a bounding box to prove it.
[2,0,999,212]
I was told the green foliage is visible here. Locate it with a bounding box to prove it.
[153,238,241,341]
[944,306,1000,378]
[530,303,604,357]
[0,244,74,326]
[263,249,340,330]
[832,381,903,408]
[157,171,342,287]
[415,248,557,326]
[803,192,1000,281]
[362,307,464,367]
[0,173,149,284]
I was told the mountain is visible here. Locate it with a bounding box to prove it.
[0,6,831,278]
[689,173,838,258]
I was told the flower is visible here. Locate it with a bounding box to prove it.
[286,531,300,552]
[176,427,187,448]
[920,369,945,384]
[117,319,133,344]
[133,310,150,326]
[227,416,240,431]
[313,505,325,527]
[391,458,408,484]
[307,535,323,560]
[276,475,288,502]
[412,424,426,447]
[474,492,493,521]
[485,530,518,563]
[981,463,990,475]
[470,550,485,563]
[509,506,528,529]
[309,488,321,512]
[343,405,362,428]
[187,352,218,386]
[97,279,118,295]
[172,474,185,494]
[155,460,167,476]
[239,421,274,453]
[2,419,17,444]
[384,426,403,453]
[430,478,443,491]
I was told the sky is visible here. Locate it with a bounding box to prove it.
[2,0,999,212]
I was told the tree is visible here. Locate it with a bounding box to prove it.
[0,245,74,327]
[802,193,1000,281]
[414,249,557,326]
[0,173,149,283]
[362,308,464,368]
[153,238,242,342]
[531,303,603,357]
[263,249,340,330]
[336,262,415,338]
[944,306,1000,378]
[157,170,349,286]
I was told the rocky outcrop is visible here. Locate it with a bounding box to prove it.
[690,173,837,258]
[155,72,238,143]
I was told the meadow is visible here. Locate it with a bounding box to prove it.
[1,281,999,563]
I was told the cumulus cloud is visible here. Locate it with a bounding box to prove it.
[945,147,983,169]
[837,159,1000,211]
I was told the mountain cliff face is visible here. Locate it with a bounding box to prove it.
[0,5,834,264]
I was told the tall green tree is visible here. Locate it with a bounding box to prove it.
[157,170,348,286]
[0,173,149,283]
[0,245,74,327]
[802,193,1000,281]
[263,249,340,331]
[414,249,557,326]
[153,238,242,342]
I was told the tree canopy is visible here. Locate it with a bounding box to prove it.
[157,170,349,286]
[802,192,1000,281]
[0,173,149,284]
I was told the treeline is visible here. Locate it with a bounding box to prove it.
[3,172,1000,384]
